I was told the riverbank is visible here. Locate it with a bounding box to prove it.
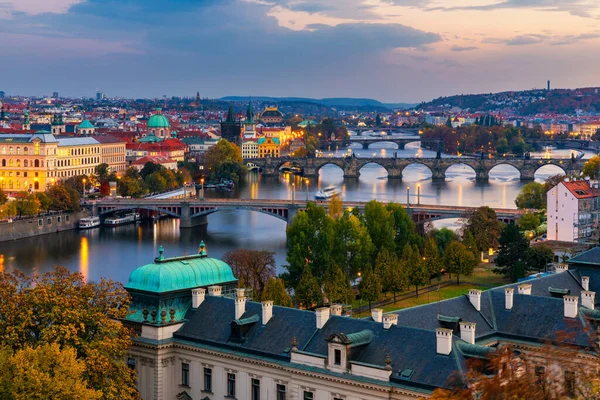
[0,211,86,243]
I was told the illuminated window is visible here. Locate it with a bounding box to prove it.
[34,143,39,155]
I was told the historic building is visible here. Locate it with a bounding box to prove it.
[259,106,284,125]
[258,137,280,158]
[243,102,257,140]
[78,119,96,135]
[220,106,242,146]
[125,244,600,400]
[147,109,172,139]
[50,112,66,135]
[93,135,127,173]
[242,139,259,159]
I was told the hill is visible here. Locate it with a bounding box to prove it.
[220,96,416,110]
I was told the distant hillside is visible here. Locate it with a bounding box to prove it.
[220,96,416,110]
[418,87,600,115]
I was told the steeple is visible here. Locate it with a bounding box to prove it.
[0,106,5,121]
[225,105,235,123]
[22,107,30,130]
[51,113,59,126]
[246,101,254,124]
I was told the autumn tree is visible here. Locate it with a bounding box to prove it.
[223,249,276,296]
[323,265,354,305]
[403,244,428,297]
[204,139,246,183]
[35,192,51,212]
[328,194,342,219]
[515,182,546,209]
[14,193,40,216]
[0,188,7,205]
[47,184,80,211]
[0,267,138,399]
[444,241,477,285]
[463,206,503,253]
[295,267,322,309]
[261,277,292,307]
[582,155,600,179]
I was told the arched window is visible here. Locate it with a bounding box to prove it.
[9,160,13,167]
[16,147,21,155]
[16,160,20,168]
[34,159,39,168]
[24,160,28,167]
[8,180,13,189]
[9,147,13,155]
[1,159,5,167]
[23,147,28,154]
[34,181,39,190]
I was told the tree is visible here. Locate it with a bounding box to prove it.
[358,267,381,310]
[403,244,428,297]
[543,174,565,191]
[140,161,164,180]
[1,343,102,400]
[295,267,322,309]
[376,248,406,303]
[510,135,527,154]
[35,192,51,212]
[261,277,292,307]
[464,206,503,253]
[292,147,309,158]
[515,182,546,209]
[495,224,531,282]
[527,244,554,273]
[328,194,342,220]
[323,265,354,305]
[222,249,276,296]
[423,236,443,283]
[332,212,373,279]
[47,184,80,211]
[518,213,541,231]
[204,139,246,182]
[0,267,138,399]
[14,194,40,217]
[144,171,167,194]
[95,163,110,181]
[118,177,144,198]
[444,241,477,285]
[363,200,396,256]
[496,137,509,154]
[387,202,420,254]
[582,155,600,179]
[0,189,7,205]
[434,228,457,254]
[461,230,479,259]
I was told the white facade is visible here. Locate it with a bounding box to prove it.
[242,141,258,159]
[547,180,597,242]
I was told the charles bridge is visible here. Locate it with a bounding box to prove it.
[246,156,585,181]
[89,198,527,229]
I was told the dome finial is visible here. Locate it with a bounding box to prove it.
[157,245,165,261]
[199,241,207,257]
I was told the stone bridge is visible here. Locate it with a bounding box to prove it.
[326,137,436,150]
[89,198,527,229]
[246,156,585,181]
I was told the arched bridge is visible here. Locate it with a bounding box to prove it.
[326,137,434,150]
[246,156,585,181]
[90,198,527,229]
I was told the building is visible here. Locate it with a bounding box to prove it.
[54,137,103,179]
[242,139,258,159]
[220,106,242,146]
[259,106,284,125]
[50,113,66,135]
[78,120,96,135]
[131,155,177,171]
[126,139,186,164]
[258,137,280,158]
[125,245,600,400]
[180,137,219,162]
[147,109,172,139]
[547,179,599,243]
[243,102,257,139]
[93,135,127,173]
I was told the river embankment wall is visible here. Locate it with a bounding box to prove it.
[0,211,85,242]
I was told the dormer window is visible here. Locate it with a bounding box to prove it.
[334,349,341,365]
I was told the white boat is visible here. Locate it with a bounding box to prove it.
[104,213,140,227]
[79,216,100,229]
[315,186,342,200]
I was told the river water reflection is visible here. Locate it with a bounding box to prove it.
[0,143,593,283]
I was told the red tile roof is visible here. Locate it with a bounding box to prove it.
[562,180,599,199]
[132,155,176,166]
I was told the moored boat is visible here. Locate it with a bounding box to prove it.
[315,186,341,200]
[104,212,140,227]
[79,216,101,229]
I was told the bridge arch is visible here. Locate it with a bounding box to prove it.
[98,205,181,218]
[190,206,289,222]
[533,162,567,178]
[315,161,346,175]
[444,163,477,180]
[488,163,522,180]
[400,161,433,180]
[358,161,389,178]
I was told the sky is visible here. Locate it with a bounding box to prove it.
[0,0,599,102]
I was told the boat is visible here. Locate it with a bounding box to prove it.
[315,186,342,200]
[79,216,100,229]
[104,212,140,227]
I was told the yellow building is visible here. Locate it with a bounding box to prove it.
[94,135,127,173]
[258,137,280,158]
[54,137,102,179]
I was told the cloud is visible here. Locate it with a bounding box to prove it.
[428,0,600,19]
[0,0,83,18]
[450,45,478,52]
[505,34,546,46]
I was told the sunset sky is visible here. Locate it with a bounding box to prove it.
[1,0,599,102]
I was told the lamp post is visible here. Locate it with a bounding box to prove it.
[406,186,410,208]
[82,178,86,200]
[291,182,296,205]
[200,177,205,200]
[183,181,187,200]
[304,178,309,202]
[417,183,421,205]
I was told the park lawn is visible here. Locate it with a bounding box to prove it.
[378,284,488,313]
[463,266,509,287]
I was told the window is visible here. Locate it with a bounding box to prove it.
[303,391,313,400]
[535,365,545,386]
[564,371,575,396]
[127,357,136,370]
[227,373,236,398]
[203,368,212,392]
[251,378,260,400]
[181,363,189,387]
[276,384,286,400]
[334,349,341,365]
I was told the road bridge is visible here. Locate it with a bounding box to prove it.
[246,156,584,181]
[89,198,527,229]
[325,137,434,150]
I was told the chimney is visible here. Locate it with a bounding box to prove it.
[517,283,532,295]
[208,286,222,296]
[459,322,476,345]
[262,300,273,325]
[436,328,453,355]
[555,263,568,274]
[235,289,246,320]
[192,288,206,308]
[371,308,383,323]
[469,289,481,311]
[564,295,579,318]
[383,314,398,329]
[582,276,590,291]
[330,304,343,316]
[505,288,514,310]
[582,291,595,310]
[315,307,330,329]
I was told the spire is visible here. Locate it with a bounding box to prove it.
[225,105,235,123]
[51,113,58,126]
[23,107,30,126]
[246,101,254,124]
[0,106,5,121]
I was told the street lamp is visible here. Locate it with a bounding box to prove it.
[417,183,421,205]
[406,186,410,208]
[82,178,86,200]
[291,182,296,205]
[200,177,205,200]
[183,181,187,200]
[304,178,309,202]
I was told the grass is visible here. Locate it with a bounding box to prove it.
[379,284,487,313]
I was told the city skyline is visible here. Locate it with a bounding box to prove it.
[1,0,599,102]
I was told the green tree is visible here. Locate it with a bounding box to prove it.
[376,248,406,303]
[386,202,420,254]
[464,206,503,253]
[261,277,292,307]
[461,230,479,259]
[404,244,429,297]
[204,139,246,182]
[0,266,138,399]
[444,241,477,285]
[15,194,40,216]
[582,155,600,179]
[47,184,80,212]
[34,192,51,212]
[496,137,509,154]
[145,172,167,194]
[95,163,110,181]
[515,182,546,209]
[434,228,457,254]
[333,212,373,279]
[526,244,554,273]
[118,177,144,198]
[140,162,164,179]
[423,236,443,283]
[358,267,381,310]
[0,189,7,205]
[518,213,541,231]
[510,135,527,154]
[323,265,354,305]
[363,200,396,256]
[295,267,322,309]
[495,224,530,282]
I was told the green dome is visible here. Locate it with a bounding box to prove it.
[125,249,236,294]
[147,112,170,129]
[78,119,95,129]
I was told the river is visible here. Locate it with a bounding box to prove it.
[0,142,593,284]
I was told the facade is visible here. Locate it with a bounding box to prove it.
[180,137,219,162]
[126,249,600,400]
[258,137,280,158]
[147,109,172,139]
[54,137,102,179]
[259,106,284,125]
[243,102,257,139]
[547,179,599,243]
[78,120,96,135]
[93,135,127,173]
[50,113,66,135]
[220,106,242,146]
[241,139,258,159]
[132,155,177,171]
[126,139,186,163]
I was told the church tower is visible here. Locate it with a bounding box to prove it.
[220,105,242,145]
[243,101,256,139]
[22,107,30,130]
[51,112,66,135]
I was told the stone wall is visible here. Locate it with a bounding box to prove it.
[0,211,85,242]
